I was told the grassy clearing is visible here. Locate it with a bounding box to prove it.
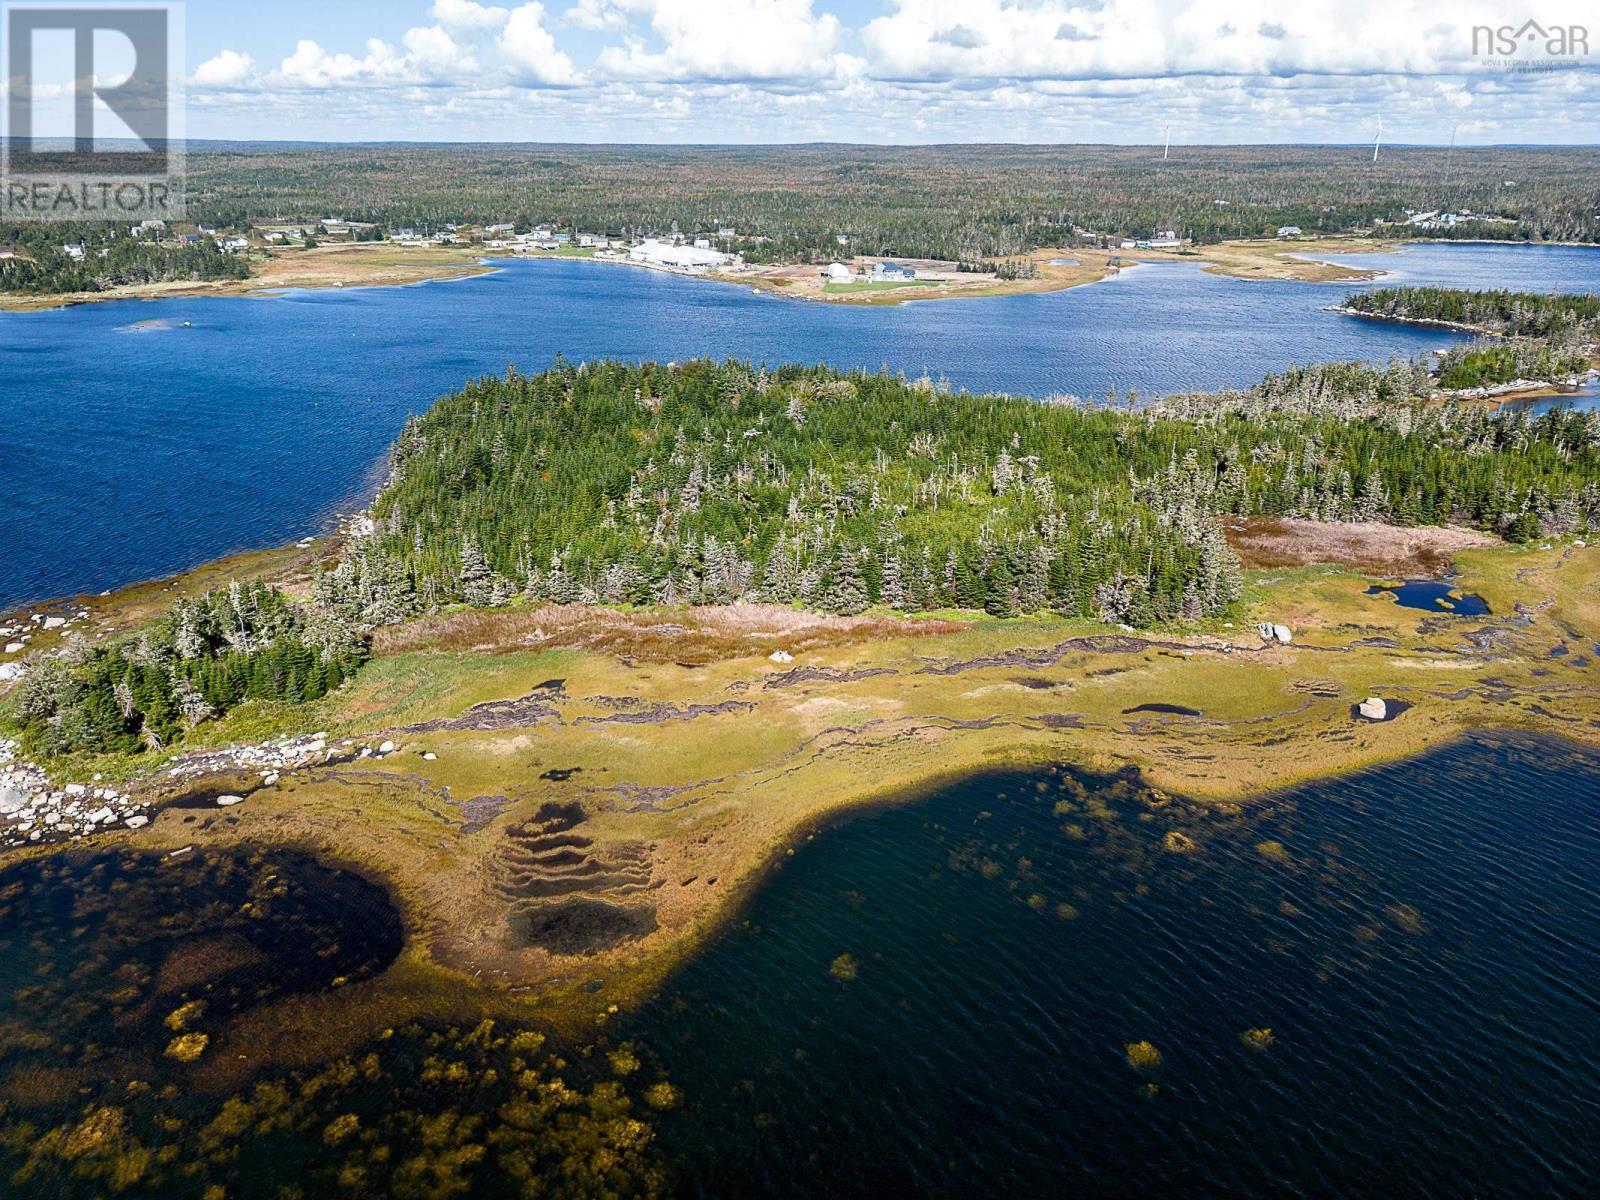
[821,279,925,294]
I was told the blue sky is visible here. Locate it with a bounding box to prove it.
[165,1,1600,143]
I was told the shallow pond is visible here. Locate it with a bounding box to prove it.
[625,733,1600,1198]
[1365,579,1491,615]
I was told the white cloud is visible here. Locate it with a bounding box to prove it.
[596,0,846,82]
[430,0,511,33]
[860,0,1599,82]
[178,0,1600,142]
[563,0,638,31]
[193,49,254,88]
[403,24,481,76]
[500,3,581,85]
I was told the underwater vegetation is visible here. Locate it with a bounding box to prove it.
[1124,1041,1162,1072]
[0,1019,672,1199]
[0,849,675,1198]
[0,847,402,1086]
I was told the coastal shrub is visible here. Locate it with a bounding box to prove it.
[11,581,367,757]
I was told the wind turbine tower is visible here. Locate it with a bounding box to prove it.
[1163,125,1171,160]
[1372,118,1383,163]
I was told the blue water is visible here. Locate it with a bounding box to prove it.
[3,242,1597,611]
[1366,580,1492,615]
[1501,377,1600,418]
[630,734,1600,1198]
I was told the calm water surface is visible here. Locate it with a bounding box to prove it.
[3,242,1598,611]
[628,733,1600,1199]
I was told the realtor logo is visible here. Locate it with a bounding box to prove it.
[1471,19,1590,71]
[2,2,185,221]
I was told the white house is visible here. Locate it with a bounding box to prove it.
[1276,225,1303,239]
[61,243,86,261]
[484,223,515,235]
[1148,230,1181,247]
[872,260,915,280]
[216,236,250,254]
[825,262,853,282]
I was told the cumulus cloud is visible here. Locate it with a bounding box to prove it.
[500,2,581,84]
[193,49,254,88]
[562,0,638,31]
[595,0,847,82]
[860,0,1598,82]
[179,0,1600,142]
[430,0,511,33]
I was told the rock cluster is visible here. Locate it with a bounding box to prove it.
[1257,622,1293,645]
[1,739,147,848]
[156,731,344,789]
[1,606,96,684]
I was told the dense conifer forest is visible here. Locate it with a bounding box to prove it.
[1342,288,1600,337]
[349,357,1599,627]
[15,583,366,756]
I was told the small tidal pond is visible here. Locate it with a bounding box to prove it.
[1365,579,1491,615]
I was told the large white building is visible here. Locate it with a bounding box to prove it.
[628,238,732,271]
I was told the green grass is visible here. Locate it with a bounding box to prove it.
[821,279,924,294]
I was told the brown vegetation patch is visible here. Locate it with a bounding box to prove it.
[763,665,897,690]
[1224,517,1500,576]
[399,686,562,733]
[373,603,964,664]
[573,700,754,726]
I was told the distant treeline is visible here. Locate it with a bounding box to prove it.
[1343,287,1600,337]
[342,359,1598,630]
[0,225,248,295]
[176,143,1599,262]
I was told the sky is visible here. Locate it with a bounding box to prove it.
[85,0,1600,143]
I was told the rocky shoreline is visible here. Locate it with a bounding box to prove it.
[0,740,147,848]
[0,731,417,853]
